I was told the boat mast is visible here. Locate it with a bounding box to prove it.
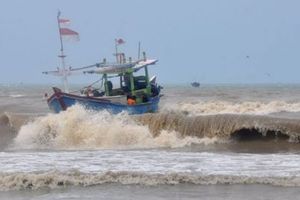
[57,11,69,92]
[138,41,141,60]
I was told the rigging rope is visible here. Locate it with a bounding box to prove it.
[69,75,104,94]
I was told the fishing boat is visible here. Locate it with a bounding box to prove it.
[43,12,162,114]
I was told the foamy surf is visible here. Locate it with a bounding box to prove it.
[13,105,217,150]
[1,149,300,190]
[1,171,300,191]
[8,94,26,98]
[9,104,300,151]
[162,100,300,116]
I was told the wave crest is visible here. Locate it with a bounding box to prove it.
[162,100,300,115]
[138,113,300,142]
[11,104,300,150]
[13,105,215,150]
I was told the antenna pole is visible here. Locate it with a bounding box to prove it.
[138,41,141,60]
[57,11,69,92]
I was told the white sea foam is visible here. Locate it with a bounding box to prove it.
[162,100,300,116]
[1,171,300,191]
[9,94,26,98]
[13,105,217,150]
[1,150,300,190]
[0,144,300,190]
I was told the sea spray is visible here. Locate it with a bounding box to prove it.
[9,104,300,150]
[13,105,215,150]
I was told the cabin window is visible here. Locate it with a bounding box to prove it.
[134,76,147,90]
[105,75,125,96]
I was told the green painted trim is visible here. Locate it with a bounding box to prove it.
[145,66,149,85]
[103,74,109,96]
[130,73,135,92]
[144,66,151,96]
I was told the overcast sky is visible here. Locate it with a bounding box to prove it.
[0,0,300,85]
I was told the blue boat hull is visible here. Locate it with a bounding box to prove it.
[47,89,160,115]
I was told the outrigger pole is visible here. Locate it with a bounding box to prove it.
[57,10,69,92]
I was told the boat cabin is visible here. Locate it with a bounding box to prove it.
[84,52,158,104]
[103,67,150,104]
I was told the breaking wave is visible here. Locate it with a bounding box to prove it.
[138,113,300,142]
[0,113,10,126]
[13,105,214,150]
[0,112,29,130]
[0,112,26,149]
[162,100,300,115]
[1,170,300,191]
[7,104,300,150]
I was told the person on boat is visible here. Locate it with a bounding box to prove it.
[106,81,113,95]
[151,83,160,97]
[122,73,131,92]
[92,89,104,97]
[142,94,149,102]
[85,86,93,97]
[127,95,136,105]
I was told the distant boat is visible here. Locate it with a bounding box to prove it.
[191,82,200,88]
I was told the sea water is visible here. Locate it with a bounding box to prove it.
[1,84,300,199]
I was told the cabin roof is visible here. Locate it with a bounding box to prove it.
[83,59,158,75]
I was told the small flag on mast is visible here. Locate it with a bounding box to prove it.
[58,14,79,41]
[59,27,80,41]
[60,28,79,35]
[115,38,125,45]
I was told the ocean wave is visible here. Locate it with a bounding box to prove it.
[13,105,216,150]
[1,112,31,129]
[6,105,300,150]
[0,113,10,126]
[0,113,19,149]
[138,113,300,142]
[1,170,299,191]
[161,100,300,115]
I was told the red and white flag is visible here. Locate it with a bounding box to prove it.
[60,27,80,41]
[115,38,125,45]
[58,18,70,26]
